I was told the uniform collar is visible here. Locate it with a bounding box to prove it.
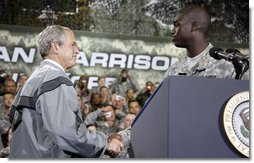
[190,43,213,71]
[43,59,65,72]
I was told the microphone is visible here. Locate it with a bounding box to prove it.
[225,48,240,54]
[225,48,249,59]
[209,47,246,61]
[209,47,249,79]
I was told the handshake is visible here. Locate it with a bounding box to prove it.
[105,133,124,158]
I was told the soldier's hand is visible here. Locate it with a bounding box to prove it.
[105,134,124,158]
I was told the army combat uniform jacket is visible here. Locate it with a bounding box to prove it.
[0,110,11,157]
[164,43,235,79]
[9,60,107,158]
[118,44,241,158]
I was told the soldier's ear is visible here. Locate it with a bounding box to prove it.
[191,21,200,32]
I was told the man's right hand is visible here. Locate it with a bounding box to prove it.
[105,134,124,158]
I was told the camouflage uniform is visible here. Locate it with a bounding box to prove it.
[0,146,9,158]
[116,127,131,158]
[0,111,11,136]
[0,109,11,157]
[164,43,236,79]
[241,69,249,80]
[84,109,119,136]
[114,111,127,131]
[110,78,140,96]
[117,44,249,158]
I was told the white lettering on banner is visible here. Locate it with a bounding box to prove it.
[127,55,134,69]
[108,53,127,68]
[90,52,109,67]
[88,76,99,89]
[75,52,171,71]
[0,46,11,62]
[0,46,36,63]
[152,56,169,70]
[105,77,116,88]
[0,46,171,71]
[70,75,117,89]
[134,55,151,70]
[76,51,89,66]
[12,47,36,63]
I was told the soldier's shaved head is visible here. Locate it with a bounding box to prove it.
[178,5,211,36]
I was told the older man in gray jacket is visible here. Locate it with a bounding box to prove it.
[9,25,123,158]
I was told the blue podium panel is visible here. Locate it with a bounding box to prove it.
[131,76,249,158]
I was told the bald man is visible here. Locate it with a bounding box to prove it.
[164,5,235,78]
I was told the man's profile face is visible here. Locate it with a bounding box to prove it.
[57,31,79,69]
[171,13,192,48]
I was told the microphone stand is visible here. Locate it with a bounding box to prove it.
[232,58,249,80]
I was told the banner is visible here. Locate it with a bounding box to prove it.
[0,24,249,90]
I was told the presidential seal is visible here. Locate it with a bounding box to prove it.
[223,91,249,157]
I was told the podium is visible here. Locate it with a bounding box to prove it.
[130,76,249,158]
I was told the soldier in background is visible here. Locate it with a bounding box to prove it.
[109,69,140,96]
